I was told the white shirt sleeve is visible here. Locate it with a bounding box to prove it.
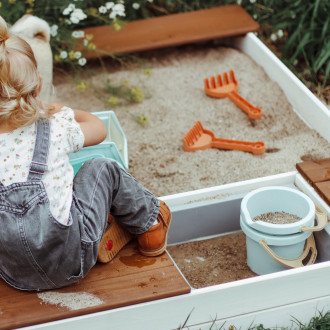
[54,106,85,153]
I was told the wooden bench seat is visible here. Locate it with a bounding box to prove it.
[0,242,191,330]
[296,158,330,206]
[83,5,259,58]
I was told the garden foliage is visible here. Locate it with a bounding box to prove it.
[0,0,328,91]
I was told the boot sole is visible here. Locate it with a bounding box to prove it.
[139,213,172,257]
[97,220,133,263]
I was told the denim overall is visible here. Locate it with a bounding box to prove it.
[0,119,159,291]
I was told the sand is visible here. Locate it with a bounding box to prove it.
[37,292,104,310]
[53,42,330,287]
[167,232,256,288]
[54,43,330,197]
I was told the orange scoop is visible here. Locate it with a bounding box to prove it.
[183,121,265,155]
[204,70,262,120]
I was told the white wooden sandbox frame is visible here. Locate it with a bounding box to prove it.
[24,33,330,330]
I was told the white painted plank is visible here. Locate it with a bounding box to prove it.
[161,171,296,208]
[232,33,330,142]
[187,295,330,329]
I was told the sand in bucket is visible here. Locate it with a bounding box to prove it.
[253,211,301,225]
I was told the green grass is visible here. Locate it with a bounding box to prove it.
[177,310,330,329]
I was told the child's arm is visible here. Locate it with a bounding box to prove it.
[73,109,107,147]
[48,102,107,147]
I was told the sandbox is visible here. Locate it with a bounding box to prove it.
[31,33,330,330]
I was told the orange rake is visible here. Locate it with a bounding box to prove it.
[204,70,262,120]
[183,121,265,155]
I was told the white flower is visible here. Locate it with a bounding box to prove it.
[83,39,89,46]
[99,6,107,14]
[50,25,58,37]
[114,3,125,10]
[70,16,80,24]
[60,51,68,59]
[132,3,140,10]
[78,58,87,66]
[75,51,82,59]
[74,8,87,19]
[250,0,256,3]
[63,3,76,15]
[63,7,72,15]
[270,33,277,41]
[106,2,114,9]
[147,0,153,2]
[72,30,85,38]
[109,3,125,18]
[277,29,284,38]
[70,8,87,24]
[236,0,242,4]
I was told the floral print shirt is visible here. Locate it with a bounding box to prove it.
[0,106,84,224]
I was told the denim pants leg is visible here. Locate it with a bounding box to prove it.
[73,158,159,241]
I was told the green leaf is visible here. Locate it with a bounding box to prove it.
[290,31,312,61]
[313,41,330,72]
[311,0,321,30]
[321,16,330,40]
[322,60,330,86]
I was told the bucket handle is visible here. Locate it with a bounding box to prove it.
[301,204,328,232]
[259,234,317,269]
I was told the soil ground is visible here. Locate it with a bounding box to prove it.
[167,232,257,288]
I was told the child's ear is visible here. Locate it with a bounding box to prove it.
[34,72,43,97]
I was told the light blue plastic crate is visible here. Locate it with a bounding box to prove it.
[69,110,128,175]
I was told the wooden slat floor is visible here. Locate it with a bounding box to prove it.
[0,242,191,330]
[82,5,259,58]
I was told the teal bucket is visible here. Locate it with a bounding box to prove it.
[240,186,325,275]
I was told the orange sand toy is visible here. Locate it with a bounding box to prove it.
[204,70,262,120]
[183,121,265,154]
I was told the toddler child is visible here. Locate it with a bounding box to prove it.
[0,16,171,291]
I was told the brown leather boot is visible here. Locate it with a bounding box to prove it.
[97,220,133,263]
[137,201,172,257]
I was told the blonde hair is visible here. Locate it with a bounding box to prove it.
[0,16,52,129]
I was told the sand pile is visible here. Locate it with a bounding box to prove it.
[55,43,330,197]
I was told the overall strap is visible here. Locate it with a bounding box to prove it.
[28,119,50,181]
